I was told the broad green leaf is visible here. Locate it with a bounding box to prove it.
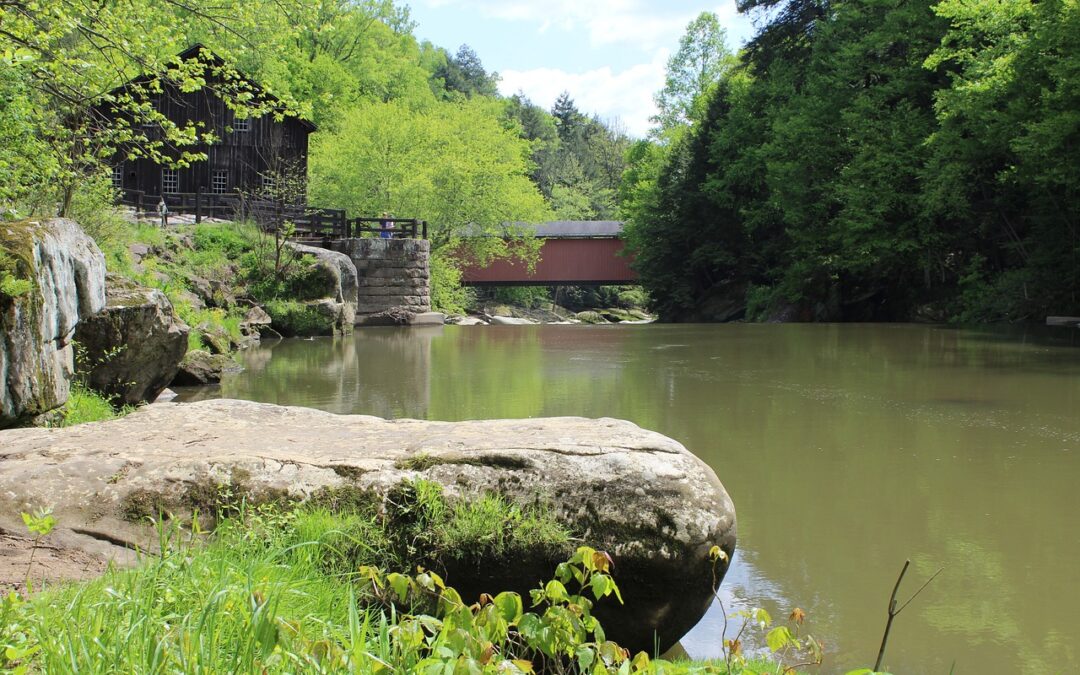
[766,625,793,652]
[387,572,411,603]
[493,591,523,623]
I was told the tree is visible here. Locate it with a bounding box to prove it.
[432,44,499,99]
[308,97,550,303]
[652,12,737,131]
[0,0,306,215]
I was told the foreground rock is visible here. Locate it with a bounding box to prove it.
[74,274,190,405]
[1,219,106,427]
[0,399,736,651]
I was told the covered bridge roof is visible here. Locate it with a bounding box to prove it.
[530,221,625,238]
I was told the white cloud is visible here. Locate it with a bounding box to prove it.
[417,1,757,136]
[498,49,669,138]
[417,0,750,50]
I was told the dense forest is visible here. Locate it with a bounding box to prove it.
[623,0,1080,323]
[2,0,1076,322]
[0,0,629,311]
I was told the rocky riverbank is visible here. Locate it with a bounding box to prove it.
[0,398,735,652]
[447,303,654,326]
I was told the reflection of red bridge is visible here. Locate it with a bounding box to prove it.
[460,221,637,286]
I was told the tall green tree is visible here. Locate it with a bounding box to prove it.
[652,12,737,132]
[432,45,500,99]
[308,97,549,307]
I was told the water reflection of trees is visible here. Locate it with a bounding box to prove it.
[222,327,441,418]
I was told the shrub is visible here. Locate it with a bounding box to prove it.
[264,298,334,337]
[430,252,473,314]
[616,287,649,309]
[490,286,551,309]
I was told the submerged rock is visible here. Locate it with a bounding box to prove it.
[0,218,106,427]
[488,315,535,325]
[75,274,190,405]
[0,399,736,652]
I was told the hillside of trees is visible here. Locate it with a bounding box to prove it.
[624,0,1079,323]
[5,0,1075,323]
[0,0,629,311]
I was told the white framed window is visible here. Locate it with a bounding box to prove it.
[162,168,179,194]
[111,164,124,189]
[260,174,276,195]
[232,117,250,132]
[211,170,229,194]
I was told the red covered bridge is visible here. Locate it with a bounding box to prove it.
[460,221,637,286]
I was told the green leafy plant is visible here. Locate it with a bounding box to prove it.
[20,508,56,591]
[708,546,823,675]
[354,545,628,674]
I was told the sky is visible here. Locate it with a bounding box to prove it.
[406,1,759,138]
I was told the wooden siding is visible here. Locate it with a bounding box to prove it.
[108,53,311,199]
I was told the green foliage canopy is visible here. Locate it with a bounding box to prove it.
[623,0,1080,323]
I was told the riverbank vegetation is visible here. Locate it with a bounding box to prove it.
[623,2,1080,323]
[1,484,818,674]
[50,383,132,427]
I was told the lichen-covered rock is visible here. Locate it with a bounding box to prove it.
[74,274,190,405]
[171,349,237,386]
[194,321,232,355]
[0,399,735,651]
[289,243,358,309]
[1,219,106,427]
[575,310,609,324]
[240,305,272,335]
[307,298,355,333]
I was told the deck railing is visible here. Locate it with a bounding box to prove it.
[119,189,427,241]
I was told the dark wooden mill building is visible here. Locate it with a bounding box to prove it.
[107,45,315,208]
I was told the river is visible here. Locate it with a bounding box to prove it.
[178,323,1080,673]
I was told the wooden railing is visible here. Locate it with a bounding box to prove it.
[119,189,427,241]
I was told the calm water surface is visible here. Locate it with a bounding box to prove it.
[181,324,1080,673]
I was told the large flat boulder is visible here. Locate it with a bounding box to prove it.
[74,274,190,405]
[0,219,106,426]
[0,399,736,652]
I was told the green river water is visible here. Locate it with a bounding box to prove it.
[179,323,1080,673]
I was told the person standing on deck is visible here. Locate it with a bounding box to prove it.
[157,198,169,228]
[380,212,395,239]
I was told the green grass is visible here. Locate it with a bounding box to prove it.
[0,494,811,674]
[441,492,571,559]
[53,383,134,427]
[380,479,571,564]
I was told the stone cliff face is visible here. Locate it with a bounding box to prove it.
[0,219,107,426]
